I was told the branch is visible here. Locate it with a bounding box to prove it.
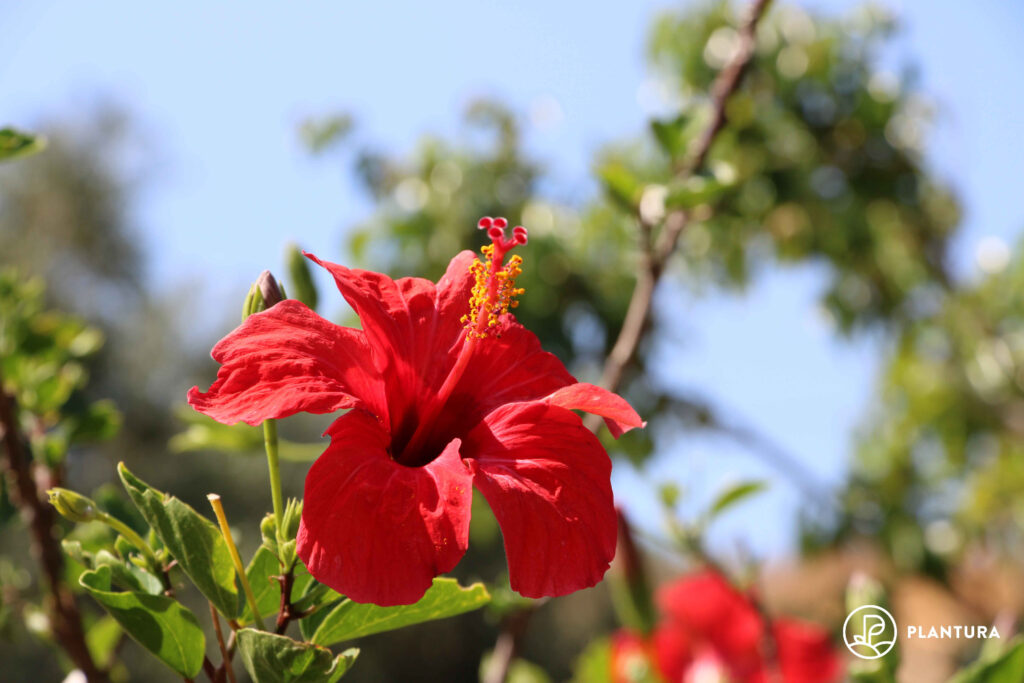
[274,564,298,635]
[595,0,773,403]
[0,372,108,682]
[483,4,775,682]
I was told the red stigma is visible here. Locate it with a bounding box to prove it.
[478,216,528,257]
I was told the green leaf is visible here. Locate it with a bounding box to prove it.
[571,638,613,683]
[0,127,46,162]
[664,174,730,210]
[117,463,239,617]
[85,615,122,669]
[650,115,689,160]
[80,566,205,678]
[93,550,163,595]
[311,578,490,646]
[236,629,358,683]
[68,399,122,444]
[170,407,322,461]
[292,574,341,614]
[242,546,283,624]
[481,652,552,683]
[950,638,1024,683]
[707,480,768,519]
[287,243,319,310]
[597,162,643,212]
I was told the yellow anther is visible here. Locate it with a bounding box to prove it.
[464,242,526,339]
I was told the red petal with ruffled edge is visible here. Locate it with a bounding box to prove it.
[296,409,472,606]
[188,300,385,425]
[306,250,475,443]
[545,383,645,438]
[464,401,616,598]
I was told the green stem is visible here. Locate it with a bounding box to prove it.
[263,419,284,541]
[99,511,161,569]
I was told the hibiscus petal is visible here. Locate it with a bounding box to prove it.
[772,619,840,683]
[188,300,384,425]
[650,622,693,682]
[429,320,577,442]
[305,251,475,444]
[545,383,645,438]
[657,571,764,678]
[464,401,616,598]
[297,409,472,606]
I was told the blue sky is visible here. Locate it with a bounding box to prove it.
[2,0,1023,557]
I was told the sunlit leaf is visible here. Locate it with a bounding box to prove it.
[0,127,45,162]
[80,566,205,678]
[707,480,767,518]
[597,162,643,212]
[236,628,358,683]
[571,638,613,683]
[310,578,490,646]
[949,638,1024,683]
[117,462,239,617]
[664,174,730,210]
[84,615,122,669]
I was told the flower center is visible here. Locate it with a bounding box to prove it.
[394,217,528,466]
[461,217,527,339]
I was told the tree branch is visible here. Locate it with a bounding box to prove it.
[486,3,775,682]
[595,0,774,403]
[0,372,108,682]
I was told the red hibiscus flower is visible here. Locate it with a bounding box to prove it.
[611,571,839,682]
[188,218,644,606]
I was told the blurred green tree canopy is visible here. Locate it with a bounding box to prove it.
[312,1,961,474]
[3,0,1021,680]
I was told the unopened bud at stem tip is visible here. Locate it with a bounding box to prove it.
[256,270,283,308]
[47,488,98,523]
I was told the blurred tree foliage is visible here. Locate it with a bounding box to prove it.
[0,108,184,444]
[0,270,123,680]
[312,1,960,474]
[3,0,1019,679]
[838,244,1024,575]
[0,110,295,681]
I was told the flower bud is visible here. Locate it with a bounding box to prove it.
[256,270,284,308]
[260,512,279,556]
[281,498,303,541]
[47,488,98,523]
[242,271,286,322]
